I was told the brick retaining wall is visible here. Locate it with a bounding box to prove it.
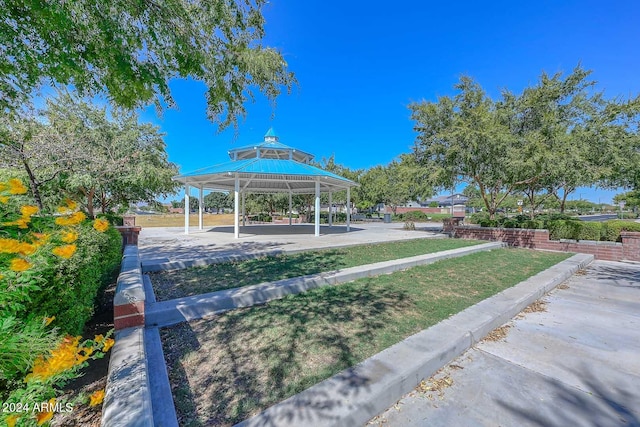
[453,226,640,262]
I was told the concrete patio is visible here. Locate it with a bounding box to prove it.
[137,221,447,269]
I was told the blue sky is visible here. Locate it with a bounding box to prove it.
[139,0,640,204]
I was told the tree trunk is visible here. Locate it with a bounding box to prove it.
[86,188,95,218]
[22,158,44,211]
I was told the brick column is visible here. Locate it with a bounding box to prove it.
[115,226,142,246]
[621,232,640,262]
[114,245,146,329]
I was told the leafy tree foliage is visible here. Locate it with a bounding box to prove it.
[204,191,233,213]
[0,92,179,216]
[358,154,433,214]
[410,66,639,218]
[614,190,640,210]
[0,0,295,128]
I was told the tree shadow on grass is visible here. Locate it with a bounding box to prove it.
[496,363,640,427]
[151,249,351,300]
[161,280,414,426]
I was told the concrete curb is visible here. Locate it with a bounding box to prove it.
[146,242,504,328]
[114,245,146,329]
[145,327,179,427]
[101,327,153,427]
[235,253,594,427]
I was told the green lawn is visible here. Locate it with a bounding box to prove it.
[149,238,483,300]
[161,248,572,426]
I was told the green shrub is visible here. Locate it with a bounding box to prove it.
[522,220,545,230]
[469,212,490,224]
[319,212,347,223]
[601,220,640,242]
[478,219,499,228]
[403,210,429,221]
[502,219,520,228]
[97,212,124,226]
[24,224,122,335]
[575,222,603,241]
[547,220,582,240]
[617,212,638,220]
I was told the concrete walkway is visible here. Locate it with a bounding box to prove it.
[137,222,445,268]
[371,260,640,427]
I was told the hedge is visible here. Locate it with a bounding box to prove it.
[602,220,640,242]
[24,221,122,335]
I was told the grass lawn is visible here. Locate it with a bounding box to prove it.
[149,238,483,301]
[161,248,572,426]
[134,213,234,227]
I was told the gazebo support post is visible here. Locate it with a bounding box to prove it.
[184,184,190,234]
[198,187,203,230]
[346,187,351,232]
[242,192,246,226]
[314,180,320,237]
[288,192,292,226]
[328,192,332,227]
[234,175,240,238]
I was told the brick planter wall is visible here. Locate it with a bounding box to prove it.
[115,226,142,246]
[113,245,146,329]
[454,226,640,262]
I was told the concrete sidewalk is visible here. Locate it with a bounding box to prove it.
[371,260,640,427]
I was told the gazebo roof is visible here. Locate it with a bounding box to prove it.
[173,128,357,194]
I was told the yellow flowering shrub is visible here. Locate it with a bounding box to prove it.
[61,231,78,243]
[51,244,77,259]
[92,218,110,232]
[0,178,121,426]
[54,211,86,226]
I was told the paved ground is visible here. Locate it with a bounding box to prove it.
[137,222,445,264]
[370,260,640,427]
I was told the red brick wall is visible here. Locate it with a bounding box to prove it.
[392,206,466,216]
[115,226,142,246]
[454,226,640,262]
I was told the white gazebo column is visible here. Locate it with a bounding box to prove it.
[198,187,204,230]
[346,187,351,232]
[328,192,333,227]
[314,180,320,237]
[234,174,240,239]
[288,192,292,226]
[184,184,190,234]
[242,192,246,226]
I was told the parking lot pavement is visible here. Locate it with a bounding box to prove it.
[370,260,640,427]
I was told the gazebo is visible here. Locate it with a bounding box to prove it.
[172,128,359,238]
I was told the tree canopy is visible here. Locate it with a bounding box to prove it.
[410,66,640,218]
[0,92,179,216]
[0,0,295,128]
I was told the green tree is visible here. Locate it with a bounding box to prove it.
[204,192,233,213]
[410,67,639,219]
[410,77,522,219]
[358,155,432,214]
[0,0,295,128]
[1,93,180,216]
[614,190,640,210]
[504,66,604,216]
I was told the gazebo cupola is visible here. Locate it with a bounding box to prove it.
[227,128,313,163]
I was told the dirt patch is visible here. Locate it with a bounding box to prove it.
[483,324,511,342]
[558,283,570,289]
